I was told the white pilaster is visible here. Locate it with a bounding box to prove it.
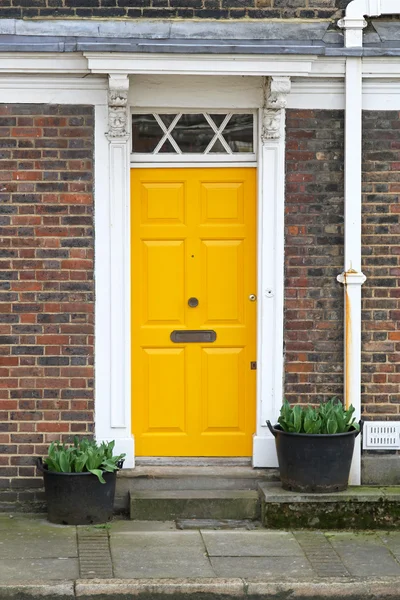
[96,74,134,466]
[253,76,290,467]
[337,57,366,485]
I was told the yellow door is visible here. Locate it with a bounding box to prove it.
[131,167,256,456]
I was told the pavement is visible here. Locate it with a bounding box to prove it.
[2,514,400,599]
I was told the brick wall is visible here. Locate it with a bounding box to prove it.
[0,0,348,20]
[0,104,94,511]
[285,108,400,423]
[362,111,400,421]
[284,109,345,404]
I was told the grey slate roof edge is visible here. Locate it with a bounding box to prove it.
[0,18,334,41]
[3,35,400,55]
[0,36,328,54]
[0,17,399,55]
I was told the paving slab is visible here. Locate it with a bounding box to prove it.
[0,558,79,583]
[110,520,177,532]
[0,514,50,531]
[202,530,305,557]
[110,530,216,578]
[326,532,400,578]
[209,555,314,578]
[379,531,400,559]
[0,516,77,559]
[3,514,400,598]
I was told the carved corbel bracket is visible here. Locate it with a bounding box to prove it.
[261,76,291,142]
[107,74,130,140]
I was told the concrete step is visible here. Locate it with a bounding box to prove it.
[260,482,400,530]
[129,490,260,521]
[115,465,278,513]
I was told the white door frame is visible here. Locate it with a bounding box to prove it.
[79,55,330,468]
[92,70,291,467]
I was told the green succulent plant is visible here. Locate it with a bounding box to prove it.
[43,437,125,483]
[277,398,359,435]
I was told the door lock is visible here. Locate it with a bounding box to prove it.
[188,297,199,308]
[249,294,257,302]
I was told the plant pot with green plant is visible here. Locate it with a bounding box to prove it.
[267,399,362,493]
[37,438,125,525]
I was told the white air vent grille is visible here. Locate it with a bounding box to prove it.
[363,422,400,450]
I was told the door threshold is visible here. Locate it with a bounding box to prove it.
[135,457,252,467]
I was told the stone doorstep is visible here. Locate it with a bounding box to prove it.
[260,483,400,530]
[115,465,278,513]
[118,465,279,487]
[129,489,260,521]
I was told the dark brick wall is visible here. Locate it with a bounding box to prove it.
[284,109,345,404]
[0,0,348,20]
[362,111,400,421]
[0,104,94,511]
[285,108,400,423]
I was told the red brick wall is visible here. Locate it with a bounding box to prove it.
[284,109,345,404]
[0,104,94,510]
[362,111,400,421]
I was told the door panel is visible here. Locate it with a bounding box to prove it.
[143,348,187,432]
[202,240,244,323]
[131,167,256,456]
[143,240,185,323]
[201,347,245,432]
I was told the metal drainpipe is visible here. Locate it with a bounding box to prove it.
[336,34,367,485]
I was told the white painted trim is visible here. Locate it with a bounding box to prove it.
[130,162,257,168]
[0,53,89,74]
[131,154,257,164]
[103,74,135,466]
[109,139,131,430]
[363,60,400,78]
[338,0,400,48]
[253,84,287,468]
[288,79,345,109]
[129,75,263,110]
[0,76,107,104]
[363,80,400,109]
[94,106,135,466]
[85,53,316,77]
[345,0,398,18]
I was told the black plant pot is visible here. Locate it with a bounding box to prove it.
[266,421,362,493]
[37,458,123,525]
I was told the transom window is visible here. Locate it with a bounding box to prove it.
[131,112,254,155]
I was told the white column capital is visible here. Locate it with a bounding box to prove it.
[261,76,291,142]
[107,73,130,140]
[264,76,291,110]
[337,270,367,286]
